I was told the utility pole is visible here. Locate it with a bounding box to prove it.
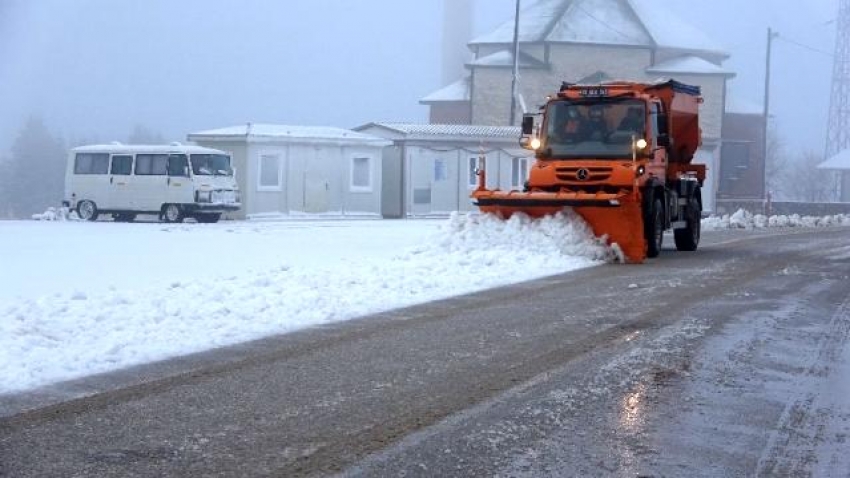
[509,0,521,126]
[762,27,778,202]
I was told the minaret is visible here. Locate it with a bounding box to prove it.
[441,0,474,85]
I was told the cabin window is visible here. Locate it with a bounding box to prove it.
[110,155,133,175]
[434,159,447,182]
[468,157,478,188]
[258,153,281,190]
[74,153,110,175]
[135,154,169,176]
[351,157,372,192]
[511,157,529,189]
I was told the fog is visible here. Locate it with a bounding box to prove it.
[0,0,839,155]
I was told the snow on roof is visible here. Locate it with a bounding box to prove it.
[466,50,548,68]
[71,143,227,155]
[548,0,653,46]
[356,123,521,141]
[470,0,565,44]
[627,0,727,56]
[470,0,727,58]
[646,56,734,76]
[188,124,390,146]
[420,77,471,103]
[818,149,850,170]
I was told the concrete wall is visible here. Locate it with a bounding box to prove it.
[471,44,655,126]
[428,102,472,124]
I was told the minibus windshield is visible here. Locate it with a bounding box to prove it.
[191,154,233,176]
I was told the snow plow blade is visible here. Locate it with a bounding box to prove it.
[473,190,648,264]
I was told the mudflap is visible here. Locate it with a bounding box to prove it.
[573,202,647,264]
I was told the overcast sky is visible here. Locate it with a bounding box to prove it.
[0,0,839,157]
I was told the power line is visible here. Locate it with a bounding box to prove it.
[775,34,834,58]
[575,5,645,45]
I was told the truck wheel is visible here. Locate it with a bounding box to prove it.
[675,198,701,251]
[645,197,664,258]
[195,213,221,224]
[161,204,184,223]
[77,200,99,222]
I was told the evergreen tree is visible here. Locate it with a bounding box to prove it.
[6,117,66,218]
[0,154,12,219]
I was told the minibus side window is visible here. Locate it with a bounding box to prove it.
[135,154,169,175]
[74,153,110,175]
[168,154,189,177]
[110,155,133,175]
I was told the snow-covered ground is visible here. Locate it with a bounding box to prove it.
[2,209,849,396]
[0,212,612,395]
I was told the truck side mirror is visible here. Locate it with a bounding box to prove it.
[657,114,669,135]
[656,114,670,148]
[521,115,535,135]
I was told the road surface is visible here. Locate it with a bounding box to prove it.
[2,227,850,477]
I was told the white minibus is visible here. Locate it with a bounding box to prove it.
[64,143,241,223]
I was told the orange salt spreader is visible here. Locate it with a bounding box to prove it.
[472,80,706,263]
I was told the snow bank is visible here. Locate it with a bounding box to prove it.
[1,212,609,394]
[702,209,850,231]
[31,207,79,221]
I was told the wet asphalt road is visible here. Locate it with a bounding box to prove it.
[2,227,849,477]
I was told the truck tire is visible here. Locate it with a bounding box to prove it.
[645,197,664,258]
[675,196,701,252]
[77,200,99,222]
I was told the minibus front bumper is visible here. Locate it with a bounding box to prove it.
[186,203,242,213]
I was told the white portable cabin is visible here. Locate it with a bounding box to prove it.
[64,143,241,223]
[353,123,531,218]
[187,124,391,219]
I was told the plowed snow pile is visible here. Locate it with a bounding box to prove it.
[703,209,850,230]
[0,212,610,394]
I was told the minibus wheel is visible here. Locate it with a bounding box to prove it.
[77,200,99,222]
[161,204,184,223]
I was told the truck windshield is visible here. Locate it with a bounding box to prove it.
[190,154,233,176]
[544,99,647,159]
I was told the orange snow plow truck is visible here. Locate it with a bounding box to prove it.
[472,79,705,263]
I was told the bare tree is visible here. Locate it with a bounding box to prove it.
[764,127,790,199]
[783,150,836,203]
[127,124,165,145]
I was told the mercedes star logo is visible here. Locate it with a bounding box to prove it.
[576,169,590,181]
